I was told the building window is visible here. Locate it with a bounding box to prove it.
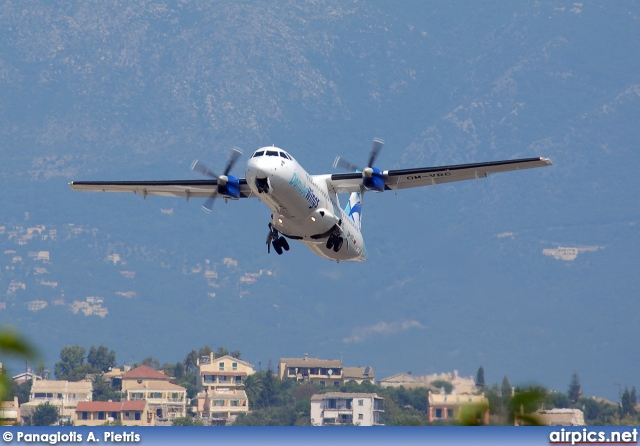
[333,381,340,387]
[235,376,242,384]
[203,374,215,383]
[447,409,454,418]
[435,408,443,419]
[110,412,119,420]
[130,392,144,400]
[219,375,227,382]
[135,412,141,421]
[346,400,352,410]
[358,414,363,420]
[328,399,337,409]
[81,412,88,420]
[319,381,326,387]
[214,400,225,407]
[150,392,162,399]
[231,400,239,407]
[358,399,363,406]
[125,412,130,418]
[98,412,105,420]
[232,362,238,370]
[218,362,225,371]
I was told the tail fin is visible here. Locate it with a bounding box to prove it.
[344,192,362,229]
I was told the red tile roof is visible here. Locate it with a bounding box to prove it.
[122,365,170,381]
[76,401,146,412]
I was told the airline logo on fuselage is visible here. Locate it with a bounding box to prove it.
[289,172,320,209]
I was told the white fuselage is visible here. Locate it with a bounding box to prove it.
[245,147,367,262]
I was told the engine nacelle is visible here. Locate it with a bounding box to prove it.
[218,174,241,199]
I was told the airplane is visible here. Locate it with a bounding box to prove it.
[69,139,552,262]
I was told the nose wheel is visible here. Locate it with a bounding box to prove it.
[266,223,290,255]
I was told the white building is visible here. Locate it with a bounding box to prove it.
[310,392,384,426]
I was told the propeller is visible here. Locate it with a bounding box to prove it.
[333,138,384,172]
[333,138,386,192]
[191,147,243,212]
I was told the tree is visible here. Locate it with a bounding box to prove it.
[621,387,635,417]
[32,402,59,426]
[141,356,160,370]
[87,345,116,372]
[430,380,453,395]
[568,372,582,404]
[92,374,121,402]
[631,387,637,407]
[172,416,203,426]
[476,366,485,387]
[54,345,92,381]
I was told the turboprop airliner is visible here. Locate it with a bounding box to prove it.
[69,139,552,262]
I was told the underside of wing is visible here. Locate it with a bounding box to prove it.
[328,157,551,193]
[69,179,255,199]
[386,157,552,190]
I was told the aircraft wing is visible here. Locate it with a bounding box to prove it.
[328,157,552,193]
[69,179,255,199]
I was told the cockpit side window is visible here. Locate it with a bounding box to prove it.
[279,152,289,159]
[252,151,264,158]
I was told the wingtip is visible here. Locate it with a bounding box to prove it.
[542,157,553,166]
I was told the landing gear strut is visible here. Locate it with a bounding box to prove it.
[266,223,290,255]
[326,233,344,253]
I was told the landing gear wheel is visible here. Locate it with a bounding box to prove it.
[326,236,334,250]
[333,237,343,252]
[279,236,290,251]
[272,238,283,255]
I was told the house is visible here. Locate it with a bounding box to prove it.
[535,408,586,426]
[310,392,384,426]
[121,365,186,424]
[75,401,152,426]
[342,366,375,385]
[196,388,249,426]
[197,353,255,393]
[12,370,43,385]
[124,381,187,423]
[21,380,93,423]
[378,372,423,388]
[121,365,171,392]
[427,392,490,424]
[0,397,20,425]
[279,354,343,387]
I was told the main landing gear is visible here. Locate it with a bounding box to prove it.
[266,223,290,255]
[326,233,344,253]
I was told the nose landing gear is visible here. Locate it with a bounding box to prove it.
[255,177,270,194]
[266,223,290,255]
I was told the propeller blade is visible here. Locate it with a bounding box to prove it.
[224,147,243,176]
[191,160,218,179]
[367,138,384,168]
[333,156,361,172]
[201,195,215,213]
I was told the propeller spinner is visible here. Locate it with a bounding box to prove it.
[191,147,243,212]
